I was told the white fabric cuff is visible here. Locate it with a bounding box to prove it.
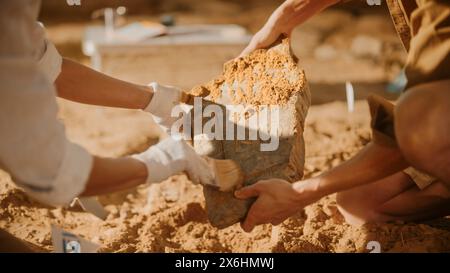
[25,141,93,207]
[144,82,162,114]
[131,148,173,184]
[37,39,62,83]
[144,82,180,116]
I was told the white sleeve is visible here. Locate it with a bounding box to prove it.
[34,22,63,83]
[0,59,94,207]
[0,0,93,207]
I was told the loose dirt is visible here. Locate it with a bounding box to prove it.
[190,39,306,106]
[1,101,449,252]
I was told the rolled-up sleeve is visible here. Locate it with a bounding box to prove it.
[0,60,93,207]
[34,22,63,83]
[0,0,93,206]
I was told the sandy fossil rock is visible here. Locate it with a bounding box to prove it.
[185,39,311,228]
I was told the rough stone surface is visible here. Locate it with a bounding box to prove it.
[188,39,311,228]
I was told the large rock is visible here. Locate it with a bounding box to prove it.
[187,39,310,228]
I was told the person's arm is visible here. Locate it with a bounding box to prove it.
[55,59,183,135]
[0,80,213,205]
[235,141,409,232]
[0,0,93,207]
[79,136,221,196]
[0,0,214,208]
[38,34,184,134]
[81,156,147,196]
[55,58,153,110]
[240,0,340,57]
[305,142,408,197]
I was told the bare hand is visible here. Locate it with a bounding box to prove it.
[234,178,320,232]
[238,0,340,58]
[239,25,288,58]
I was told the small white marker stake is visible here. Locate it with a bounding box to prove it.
[51,225,100,253]
[345,81,355,113]
[74,197,108,220]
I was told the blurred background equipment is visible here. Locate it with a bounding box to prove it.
[160,14,176,27]
[82,22,251,79]
[91,6,128,39]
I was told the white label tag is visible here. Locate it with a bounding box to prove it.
[51,225,100,253]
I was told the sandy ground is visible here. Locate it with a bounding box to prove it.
[1,0,449,252]
[1,101,450,253]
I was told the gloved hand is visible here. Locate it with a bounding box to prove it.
[144,82,184,135]
[132,137,216,186]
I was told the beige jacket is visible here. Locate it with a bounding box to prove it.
[0,0,93,206]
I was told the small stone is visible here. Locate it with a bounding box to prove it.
[37,233,50,245]
[203,185,253,229]
[162,188,179,202]
[50,208,64,219]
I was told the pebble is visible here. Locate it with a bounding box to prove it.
[162,188,180,202]
[50,208,64,219]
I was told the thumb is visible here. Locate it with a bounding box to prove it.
[238,46,251,59]
[238,40,258,58]
[235,184,260,199]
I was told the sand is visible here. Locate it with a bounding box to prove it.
[1,100,449,252]
[1,0,449,253]
[190,39,306,106]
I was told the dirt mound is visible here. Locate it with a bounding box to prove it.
[1,101,449,252]
[190,39,306,106]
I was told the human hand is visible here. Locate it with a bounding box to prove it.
[239,23,288,58]
[132,138,216,186]
[234,178,321,232]
[144,82,184,135]
[239,0,340,58]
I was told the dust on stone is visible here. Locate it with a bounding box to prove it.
[189,39,307,106]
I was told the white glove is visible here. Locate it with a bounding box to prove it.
[132,138,216,186]
[144,82,183,135]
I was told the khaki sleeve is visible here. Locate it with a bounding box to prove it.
[405,1,450,88]
[34,22,63,83]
